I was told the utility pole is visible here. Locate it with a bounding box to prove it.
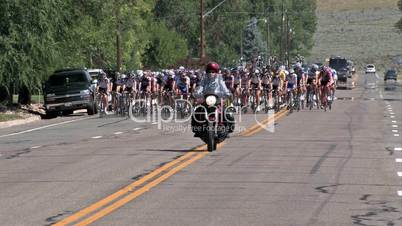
[115,0,122,73]
[240,31,243,60]
[286,11,290,68]
[264,4,269,62]
[279,0,284,63]
[200,0,206,65]
[265,6,270,61]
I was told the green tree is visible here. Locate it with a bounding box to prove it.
[242,17,268,62]
[0,0,71,104]
[143,22,188,69]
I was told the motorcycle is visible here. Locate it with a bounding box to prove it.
[192,93,235,152]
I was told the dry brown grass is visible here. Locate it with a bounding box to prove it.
[310,0,402,72]
[317,0,398,11]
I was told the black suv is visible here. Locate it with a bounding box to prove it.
[329,56,350,83]
[42,69,97,119]
[384,69,398,81]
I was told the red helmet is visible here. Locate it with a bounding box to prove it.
[206,62,220,73]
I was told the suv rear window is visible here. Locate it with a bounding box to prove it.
[329,58,348,69]
[48,72,89,86]
[386,70,396,75]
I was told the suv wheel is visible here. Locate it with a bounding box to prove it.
[41,111,57,119]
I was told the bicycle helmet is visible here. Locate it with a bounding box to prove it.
[136,70,143,77]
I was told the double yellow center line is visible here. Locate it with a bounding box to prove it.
[56,109,288,225]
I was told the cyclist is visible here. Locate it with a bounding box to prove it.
[114,73,128,113]
[271,67,282,109]
[175,70,190,99]
[232,68,242,106]
[223,69,234,106]
[306,64,319,107]
[240,69,249,108]
[278,65,287,92]
[285,69,298,108]
[317,66,334,108]
[330,68,338,100]
[295,62,307,103]
[162,70,176,107]
[190,71,201,93]
[139,71,152,101]
[124,73,136,98]
[109,72,121,112]
[96,72,111,114]
[175,70,191,115]
[261,67,273,109]
[248,69,262,112]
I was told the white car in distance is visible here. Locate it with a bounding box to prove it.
[365,64,376,73]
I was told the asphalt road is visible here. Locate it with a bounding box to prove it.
[0,78,401,226]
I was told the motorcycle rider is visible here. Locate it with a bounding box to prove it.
[192,62,234,138]
[193,62,232,100]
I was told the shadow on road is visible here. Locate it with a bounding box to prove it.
[145,148,207,153]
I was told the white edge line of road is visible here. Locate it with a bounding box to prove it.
[392,125,398,128]
[391,116,395,118]
[392,130,399,133]
[394,134,400,137]
[398,172,402,177]
[398,191,402,197]
[0,117,88,139]
[114,132,123,135]
[92,136,103,139]
[31,146,42,149]
[133,128,141,131]
[395,147,402,151]
[392,121,397,123]
[396,159,402,163]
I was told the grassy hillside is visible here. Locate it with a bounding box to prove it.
[310,0,402,72]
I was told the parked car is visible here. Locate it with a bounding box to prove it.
[87,69,104,91]
[42,69,97,119]
[365,64,376,73]
[384,69,398,81]
[87,69,104,81]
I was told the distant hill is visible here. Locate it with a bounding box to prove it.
[310,0,402,72]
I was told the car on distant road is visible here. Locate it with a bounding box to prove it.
[384,69,398,81]
[329,56,350,84]
[42,69,97,119]
[365,64,376,73]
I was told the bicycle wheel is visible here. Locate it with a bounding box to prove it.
[289,92,294,113]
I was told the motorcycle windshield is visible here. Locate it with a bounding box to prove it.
[195,74,231,98]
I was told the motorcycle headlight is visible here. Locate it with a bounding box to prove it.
[205,95,217,106]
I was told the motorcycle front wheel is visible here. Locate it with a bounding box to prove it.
[207,122,215,152]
